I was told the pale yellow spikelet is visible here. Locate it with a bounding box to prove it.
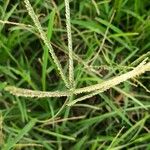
[73,60,150,94]
[5,86,70,98]
[4,61,150,100]
[68,60,150,105]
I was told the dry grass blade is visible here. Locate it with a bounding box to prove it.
[0,20,34,28]
[15,143,43,149]
[39,115,85,126]
[24,0,69,88]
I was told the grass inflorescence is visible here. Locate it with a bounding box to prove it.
[0,0,150,149]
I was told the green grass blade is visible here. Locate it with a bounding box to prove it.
[42,9,56,90]
[35,127,75,141]
[4,118,37,150]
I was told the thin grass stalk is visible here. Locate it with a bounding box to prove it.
[64,0,74,88]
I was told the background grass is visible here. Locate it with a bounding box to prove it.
[0,0,150,149]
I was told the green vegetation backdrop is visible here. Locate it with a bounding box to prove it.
[0,0,150,149]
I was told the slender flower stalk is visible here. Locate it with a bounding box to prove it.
[64,0,74,88]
